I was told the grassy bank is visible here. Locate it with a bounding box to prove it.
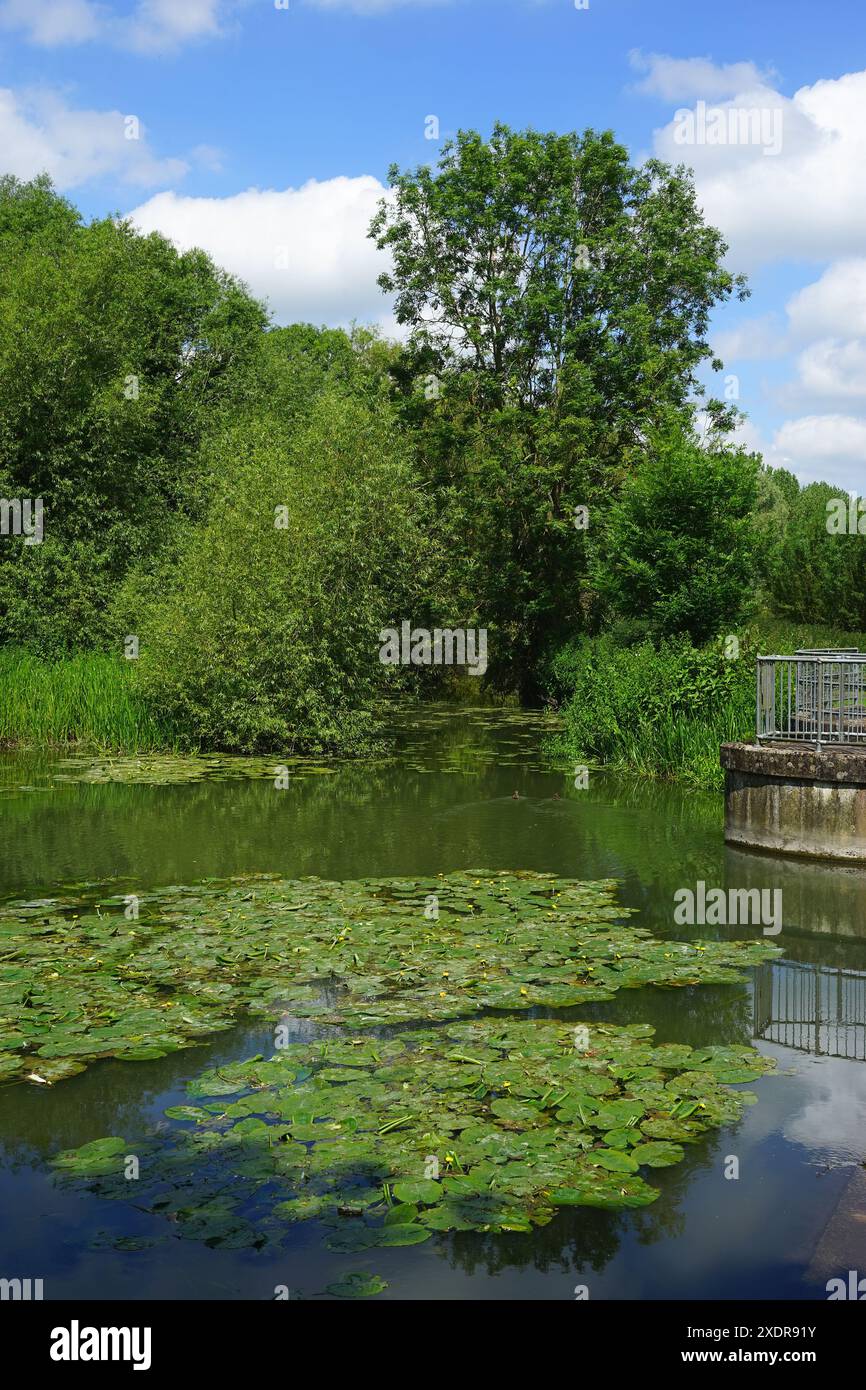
[0,649,174,751]
[546,621,866,791]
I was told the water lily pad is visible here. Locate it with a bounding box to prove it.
[326,1272,388,1298]
[0,869,781,1084]
[590,1148,639,1173]
[373,1223,431,1246]
[49,1017,775,1245]
[391,1179,443,1205]
[52,1136,128,1175]
[631,1141,685,1168]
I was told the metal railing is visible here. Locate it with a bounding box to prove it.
[754,959,866,1061]
[756,650,866,747]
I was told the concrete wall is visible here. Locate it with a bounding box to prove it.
[721,742,866,862]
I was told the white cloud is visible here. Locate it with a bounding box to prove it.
[648,63,866,267]
[786,259,866,340]
[753,414,866,489]
[0,87,188,189]
[190,144,225,174]
[629,50,776,102]
[722,258,866,472]
[124,0,227,53]
[0,0,235,52]
[789,340,866,405]
[717,260,866,364]
[0,0,103,45]
[127,178,395,329]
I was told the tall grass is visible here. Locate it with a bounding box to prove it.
[547,621,866,792]
[600,703,751,791]
[0,649,174,750]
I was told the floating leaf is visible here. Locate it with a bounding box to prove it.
[0,869,780,1083]
[326,1272,388,1299]
[391,1179,443,1205]
[49,1017,775,1241]
[590,1148,639,1173]
[631,1141,685,1168]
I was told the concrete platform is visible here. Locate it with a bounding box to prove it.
[721,742,866,862]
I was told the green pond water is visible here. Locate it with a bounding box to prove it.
[1,706,865,1300]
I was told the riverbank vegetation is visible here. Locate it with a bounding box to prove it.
[0,649,172,751]
[544,622,866,791]
[0,133,860,777]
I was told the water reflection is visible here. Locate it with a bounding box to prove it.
[1,708,865,1299]
[755,960,866,1061]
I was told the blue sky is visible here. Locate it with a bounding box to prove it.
[2,0,865,489]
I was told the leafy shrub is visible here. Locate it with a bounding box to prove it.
[546,634,754,788]
[126,391,440,753]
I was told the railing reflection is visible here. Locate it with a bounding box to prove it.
[754,959,866,1061]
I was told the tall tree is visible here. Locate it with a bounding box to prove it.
[370,124,748,691]
[0,175,267,655]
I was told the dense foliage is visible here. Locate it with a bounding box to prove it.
[758,475,866,629]
[125,392,439,752]
[546,620,866,789]
[589,430,760,643]
[0,174,266,657]
[373,123,748,691]
[0,135,858,761]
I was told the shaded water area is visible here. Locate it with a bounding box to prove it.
[1,706,865,1300]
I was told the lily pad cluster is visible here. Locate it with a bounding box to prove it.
[0,870,781,1083]
[51,753,337,786]
[50,1018,775,1242]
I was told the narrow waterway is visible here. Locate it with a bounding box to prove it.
[1,708,864,1299]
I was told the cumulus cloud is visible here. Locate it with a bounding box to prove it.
[646,61,866,267]
[0,0,235,52]
[741,414,866,490]
[127,178,395,329]
[719,261,866,417]
[786,259,866,341]
[0,87,188,189]
[718,258,866,356]
[774,414,866,489]
[787,340,866,406]
[723,259,866,477]
[0,0,103,45]
[124,0,228,53]
[629,50,776,102]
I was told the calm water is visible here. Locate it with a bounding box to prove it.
[1,707,865,1300]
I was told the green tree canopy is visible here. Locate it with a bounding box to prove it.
[591,428,760,643]
[0,174,267,655]
[759,479,866,629]
[370,124,749,689]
